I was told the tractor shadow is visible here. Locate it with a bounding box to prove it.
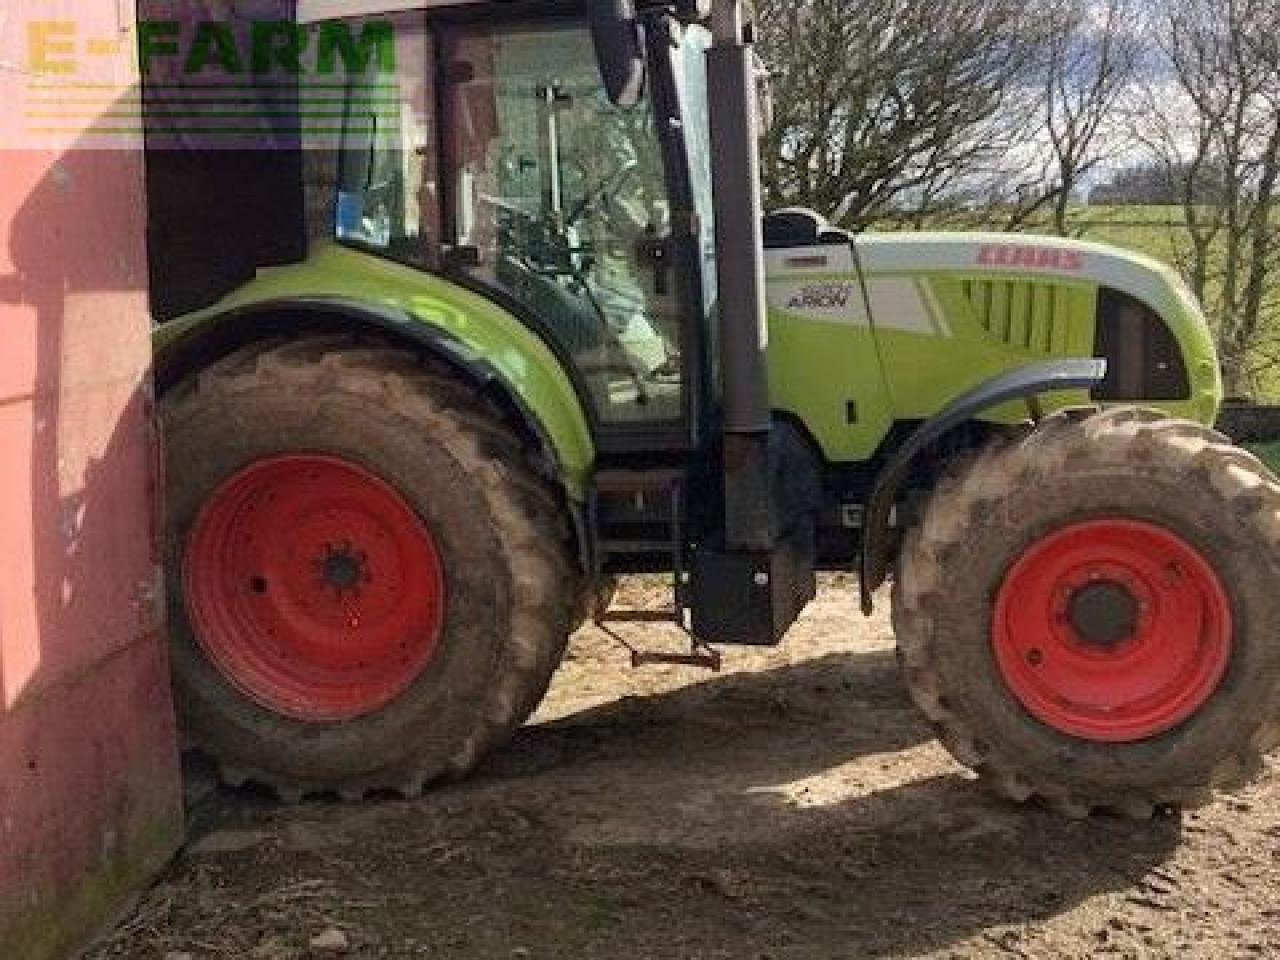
[459,648,1180,957]
[181,642,1181,959]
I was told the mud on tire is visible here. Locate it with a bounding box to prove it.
[162,337,577,801]
[893,407,1280,818]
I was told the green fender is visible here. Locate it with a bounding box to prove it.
[154,244,596,499]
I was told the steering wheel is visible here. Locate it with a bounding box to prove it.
[562,159,640,232]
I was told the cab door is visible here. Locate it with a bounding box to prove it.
[439,16,701,452]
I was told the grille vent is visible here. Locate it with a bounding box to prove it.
[961,278,1062,354]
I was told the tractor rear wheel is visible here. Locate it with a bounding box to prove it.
[894,407,1280,817]
[163,337,576,801]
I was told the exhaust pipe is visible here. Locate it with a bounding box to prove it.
[707,0,772,550]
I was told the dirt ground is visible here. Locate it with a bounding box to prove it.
[87,576,1280,960]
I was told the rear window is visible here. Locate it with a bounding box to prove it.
[303,12,440,268]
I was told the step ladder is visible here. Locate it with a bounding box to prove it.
[589,468,721,671]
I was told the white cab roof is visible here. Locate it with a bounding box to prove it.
[296,0,485,24]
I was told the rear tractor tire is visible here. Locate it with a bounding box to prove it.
[163,337,577,801]
[894,407,1280,817]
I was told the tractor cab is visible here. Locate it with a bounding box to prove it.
[302,0,721,451]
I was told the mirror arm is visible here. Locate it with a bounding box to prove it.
[710,0,745,43]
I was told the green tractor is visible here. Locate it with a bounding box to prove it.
[155,0,1280,814]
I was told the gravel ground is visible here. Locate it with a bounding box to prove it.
[86,576,1280,960]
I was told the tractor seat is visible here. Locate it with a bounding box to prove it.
[763,208,854,249]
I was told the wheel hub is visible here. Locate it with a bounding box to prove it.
[319,543,368,594]
[1066,580,1140,649]
[993,518,1232,743]
[183,454,447,722]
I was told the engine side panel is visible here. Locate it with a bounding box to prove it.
[764,244,895,463]
[764,231,1223,468]
[858,233,1221,428]
[867,268,1099,423]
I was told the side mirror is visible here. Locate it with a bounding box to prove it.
[589,0,647,107]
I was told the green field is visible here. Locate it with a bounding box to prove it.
[1056,206,1188,261]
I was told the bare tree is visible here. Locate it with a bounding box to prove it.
[1002,0,1141,234]
[1133,0,1280,397]
[756,0,1046,230]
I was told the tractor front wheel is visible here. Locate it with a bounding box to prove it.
[163,337,576,801]
[894,407,1280,817]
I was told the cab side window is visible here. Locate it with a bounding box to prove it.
[442,22,685,429]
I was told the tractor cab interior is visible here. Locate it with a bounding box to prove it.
[444,20,682,427]
[315,8,718,444]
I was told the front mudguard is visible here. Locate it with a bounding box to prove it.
[859,358,1107,613]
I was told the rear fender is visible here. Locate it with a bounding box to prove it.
[155,296,595,571]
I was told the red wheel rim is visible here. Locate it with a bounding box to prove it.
[993,518,1232,743]
[184,455,446,722]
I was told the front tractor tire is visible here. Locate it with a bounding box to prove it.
[894,407,1280,817]
[163,337,576,801]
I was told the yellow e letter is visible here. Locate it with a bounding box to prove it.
[29,21,77,75]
